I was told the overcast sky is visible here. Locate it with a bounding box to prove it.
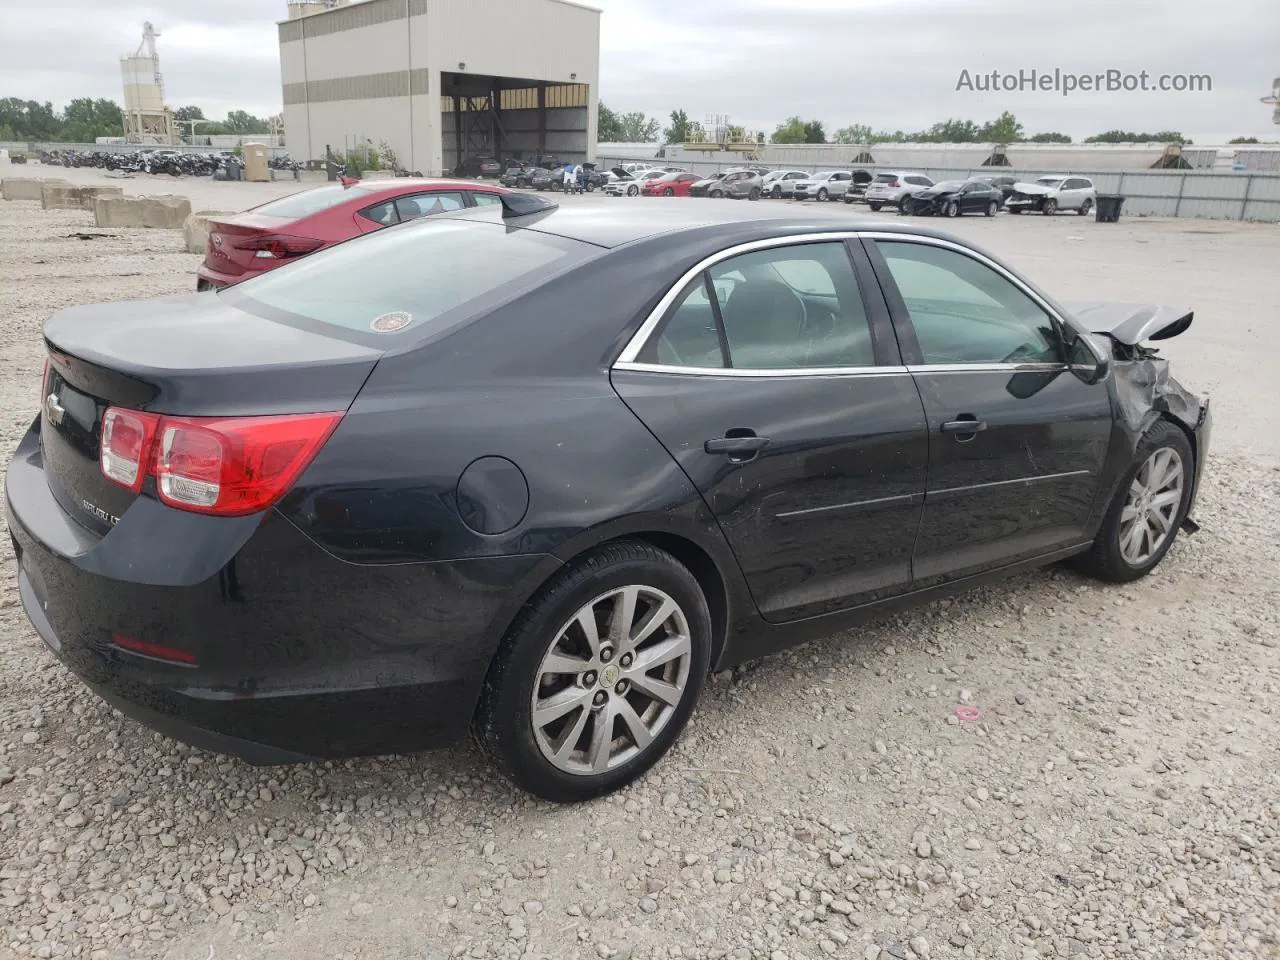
[1,0,1275,142]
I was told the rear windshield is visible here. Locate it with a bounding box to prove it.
[250,184,373,220]
[219,217,593,344]
[873,174,898,183]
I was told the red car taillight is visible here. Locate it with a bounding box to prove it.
[100,409,343,516]
[230,234,324,260]
[888,179,901,188]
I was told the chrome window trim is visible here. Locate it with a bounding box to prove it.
[613,230,1098,378]
[613,361,911,379]
[905,362,1068,374]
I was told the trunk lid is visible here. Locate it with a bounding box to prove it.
[203,213,302,277]
[40,293,381,535]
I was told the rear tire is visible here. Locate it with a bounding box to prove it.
[1069,421,1194,584]
[772,185,782,198]
[985,201,998,217]
[476,541,711,802]
[748,187,761,201]
[628,185,639,197]
[868,202,882,211]
[663,188,674,197]
[1078,199,1093,217]
[898,196,913,213]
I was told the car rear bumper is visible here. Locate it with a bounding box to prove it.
[5,422,553,765]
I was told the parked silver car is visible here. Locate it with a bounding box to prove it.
[759,169,811,199]
[791,170,857,201]
[707,169,764,201]
[1005,175,1097,215]
[864,171,935,211]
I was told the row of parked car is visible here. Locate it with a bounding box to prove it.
[601,163,1100,217]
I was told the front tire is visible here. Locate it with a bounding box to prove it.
[817,188,829,201]
[476,541,711,802]
[772,185,782,198]
[1042,198,1057,215]
[1070,421,1194,584]
[985,200,998,217]
[663,188,674,197]
[868,202,882,212]
[628,185,639,197]
[944,201,960,218]
[1078,199,1093,217]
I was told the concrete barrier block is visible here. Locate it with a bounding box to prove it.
[40,184,124,210]
[2,177,69,201]
[94,194,193,229]
[183,210,233,254]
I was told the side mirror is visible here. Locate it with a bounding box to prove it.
[1067,332,1109,385]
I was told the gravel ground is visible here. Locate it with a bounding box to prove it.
[0,174,1278,960]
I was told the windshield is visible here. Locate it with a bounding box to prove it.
[219,218,593,343]
[249,183,372,220]
[1036,177,1065,187]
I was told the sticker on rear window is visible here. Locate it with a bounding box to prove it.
[371,311,412,333]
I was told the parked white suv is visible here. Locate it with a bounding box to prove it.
[864,172,935,211]
[791,170,857,201]
[1006,176,1097,215]
[760,169,811,199]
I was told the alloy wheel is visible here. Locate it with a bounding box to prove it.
[1119,448,1184,567]
[531,585,692,775]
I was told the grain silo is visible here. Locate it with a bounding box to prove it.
[121,22,178,146]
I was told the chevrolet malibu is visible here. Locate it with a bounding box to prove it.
[7,195,1210,802]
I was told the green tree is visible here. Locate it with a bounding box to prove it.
[1228,136,1259,144]
[833,124,873,144]
[174,105,206,123]
[802,120,825,143]
[771,116,807,143]
[224,110,270,134]
[1085,129,1189,144]
[617,111,660,141]
[979,111,1024,143]
[597,102,623,142]
[664,109,693,144]
[1028,131,1072,143]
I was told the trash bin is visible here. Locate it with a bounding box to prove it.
[226,159,242,181]
[1095,194,1125,223]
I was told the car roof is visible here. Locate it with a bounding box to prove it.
[434,199,989,250]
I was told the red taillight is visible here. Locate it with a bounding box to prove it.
[230,234,324,260]
[101,409,159,492]
[40,358,49,407]
[889,179,901,188]
[100,410,343,517]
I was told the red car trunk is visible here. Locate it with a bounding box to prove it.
[203,213,324,280]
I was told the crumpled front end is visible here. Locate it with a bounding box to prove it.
[1110,347,1212,528]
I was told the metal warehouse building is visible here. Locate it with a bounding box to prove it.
[279,0,601,175]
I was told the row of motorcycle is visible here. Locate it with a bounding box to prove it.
[37,150,302,177]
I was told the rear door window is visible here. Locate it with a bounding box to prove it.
[359,200,399,226]
[470,192,503,206]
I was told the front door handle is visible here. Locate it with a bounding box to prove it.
[705,433,770,460]
[941,417,987,438]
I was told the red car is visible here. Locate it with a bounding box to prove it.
[196,177,509,290]
[641,172,702,197]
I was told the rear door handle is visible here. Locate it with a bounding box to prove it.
[941,418,987,435]
[705,435,770,459]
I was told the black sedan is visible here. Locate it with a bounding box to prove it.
[904,179,1005,217]
[7,195,1211,802]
